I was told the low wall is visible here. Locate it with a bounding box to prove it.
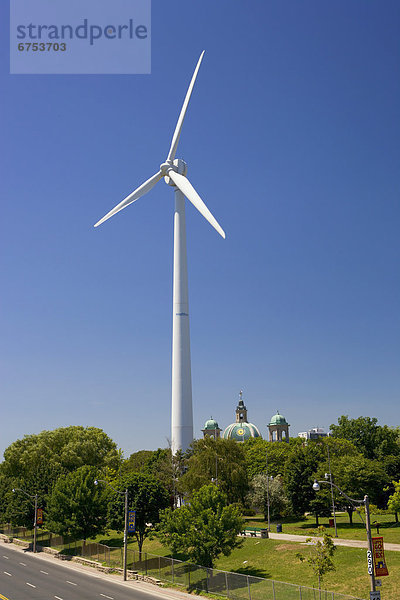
[0,534,161,586]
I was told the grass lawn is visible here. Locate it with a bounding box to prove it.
[30,526,400,599]
[215,538,399,600]
[244,512,400,544]
[93,532,399,600]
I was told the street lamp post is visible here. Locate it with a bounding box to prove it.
[266,448,271,532]
[94,480,129,581]
[313,479,376,593]
[12,488,38,553]
[326,443,338,537]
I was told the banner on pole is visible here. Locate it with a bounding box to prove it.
[128,510,136,532]
[372,537,389,577]
[37,508,43,525]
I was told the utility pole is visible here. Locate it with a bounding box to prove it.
[266,447,271,532]
[326,443,337,537]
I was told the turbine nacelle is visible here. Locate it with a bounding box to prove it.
[163,158,188,186]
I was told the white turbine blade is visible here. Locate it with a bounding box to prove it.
[94,171,162,227]
[167,51,205,162]
[168,170,225,239]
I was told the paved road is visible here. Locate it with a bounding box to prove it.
[0,544,191,600]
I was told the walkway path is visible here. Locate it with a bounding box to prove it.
[268,531,400,551]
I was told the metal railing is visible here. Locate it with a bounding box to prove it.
[0,525,366,600]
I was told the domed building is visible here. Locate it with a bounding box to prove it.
[222,391,262,442]
[268,411,290,442]
[202,417,222,439]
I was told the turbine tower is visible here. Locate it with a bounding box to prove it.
[94,52,225,454]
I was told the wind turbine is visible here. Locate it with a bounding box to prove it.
[94,51,225,454]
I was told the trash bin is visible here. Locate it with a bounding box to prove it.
[329,518,334,528]
[260,529,269,539]
[276,524,282,533]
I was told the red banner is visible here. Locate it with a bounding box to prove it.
[36,508,43,525]
[372,537,389,577]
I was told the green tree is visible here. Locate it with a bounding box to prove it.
[297,527,336,593]
[330,416,400,461]
[107,472,170,554]
[284,443,325,517]
[387,480,400,522]
[330,455,389,523]
[243,437,297,480]
[309,490,332,527]
[180,437,249,504]
[46,465,109,542]
[247,474,289,520]
[2,426,121,478]
[158,484,244,568]
[122,450,156,473]
[5,459,64,528]
[0,426,121,528]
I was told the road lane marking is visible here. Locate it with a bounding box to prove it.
[19,562,26,566]
[66,580,77,585]
[100,595,114,599]
[0,594,11,600]
[3,571,12,576]
[2,556,8,559]
[55,596,63,600]
[40,570,49,574]
[26,582,36,588]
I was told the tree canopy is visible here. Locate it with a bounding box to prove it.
[330,416,400,461]
[243,437,296,480]
[180,437,249,504]
[247,474,289,520]
[107,472,170,553]
[284,443,325,517]
[158,484,244,568]
[46,465,109,541]
[1,426,121,479]
[387,480,400,516]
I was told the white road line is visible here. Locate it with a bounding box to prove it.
[19,562,26,566]
[40,570,49,574]
[55,596,63,600]
[66,580,77,585]
[2,556,8,559]
[100,595,114,599]
[26,582,36,588]
[3,571,11,576]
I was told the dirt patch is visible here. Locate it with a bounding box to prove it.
[275,544,298,551]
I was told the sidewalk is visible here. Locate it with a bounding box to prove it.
[268,531,400,551]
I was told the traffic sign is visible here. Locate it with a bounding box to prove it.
[369,592,381,600]
[128,510,136,532]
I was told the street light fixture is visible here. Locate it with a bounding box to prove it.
[325,443,338,537]
[211,455,223,486]
[266,448,271,532]
[313,479,376,593]
[12,488,38,553]
[94,480,129,581]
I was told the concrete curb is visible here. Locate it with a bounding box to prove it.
[0,533,163,587]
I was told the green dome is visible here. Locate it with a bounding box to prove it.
[222,422,261,441]
[269,411,288,425]
[204,417,219,430]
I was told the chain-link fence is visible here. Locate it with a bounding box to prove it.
[0,525,366,600]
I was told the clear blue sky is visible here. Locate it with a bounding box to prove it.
[1,1,399,459]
